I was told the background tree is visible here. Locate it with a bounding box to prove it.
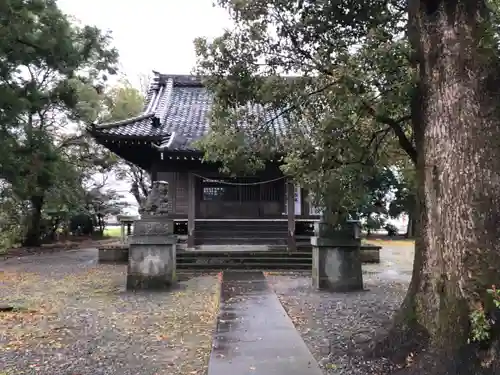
[0,0,119,246]
[193,0,412,221]
[356,167,399,236]
[100,78,151,206]
[83,185,128,234]
[389,162,416,237]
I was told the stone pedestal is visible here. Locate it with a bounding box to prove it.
[311,220,363,292]
[126,217,177,290]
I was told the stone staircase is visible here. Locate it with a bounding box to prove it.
[99,243,379,270]
[176,250,312,271]
[194,220,289,246]
[175,244,381,271]
[100,220,380,271]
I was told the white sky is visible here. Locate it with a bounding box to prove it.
[58,0,233,80]
[57,0,233,213]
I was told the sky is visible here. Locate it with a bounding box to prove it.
[57,0,233,213]
[58,0,233,80]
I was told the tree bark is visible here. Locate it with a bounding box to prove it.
[22,195,44,247]
[372,1,500,373]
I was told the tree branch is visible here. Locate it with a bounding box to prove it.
[260,80,338,129]
[363,105,417,163]
[271,9,417,165]
[57,134,87,150]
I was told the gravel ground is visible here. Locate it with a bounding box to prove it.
[0,248,220,375]
[266,242,415,375]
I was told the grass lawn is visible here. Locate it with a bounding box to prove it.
[363,238,415,246]
[103,226,122,238]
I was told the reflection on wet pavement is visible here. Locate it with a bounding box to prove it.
[208,271,322,375]
[362,243,414,283]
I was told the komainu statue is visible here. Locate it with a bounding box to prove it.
[140,181,169,216]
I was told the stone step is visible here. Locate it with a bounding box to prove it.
[98,245,379,268]
[177,251,312,259]
[177,250,312,271]
[177,257,312,264]
[195,230,288,238]
[195,222,288,230]
[194,237,289,246]
[176,262,311,270]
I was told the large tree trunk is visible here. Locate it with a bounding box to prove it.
[22,195,44,247]
[372,1,500,373]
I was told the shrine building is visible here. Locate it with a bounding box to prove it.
[88,73,321,250]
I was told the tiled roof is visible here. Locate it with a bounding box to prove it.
[89,73,289,151]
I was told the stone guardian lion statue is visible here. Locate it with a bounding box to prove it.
[140,181,169,216]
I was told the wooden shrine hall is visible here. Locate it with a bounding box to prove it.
[88,73,322,250]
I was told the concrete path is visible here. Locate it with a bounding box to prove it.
[208,271,322,375]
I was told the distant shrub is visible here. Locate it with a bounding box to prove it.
[69,213,94,235]
[385,223,398,237]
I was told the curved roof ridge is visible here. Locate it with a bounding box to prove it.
[152,72,204,87]
[152,78,174,127]
[91,112,155,130]
[92,71,170,130]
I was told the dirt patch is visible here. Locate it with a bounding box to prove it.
[1,238,118,260]
[0,255,220,375]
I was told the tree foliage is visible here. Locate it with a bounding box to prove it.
[102,79,151,206]
[356,167,399,234]
[0,0,119,246]
[83,185,128,234]
[195,0,500,372]
[389,162,416,236]
[193,0,413,219]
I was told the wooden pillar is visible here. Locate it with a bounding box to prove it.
[187,173,196,248]
[150,162,158,186]
[170,172,177,213]
[286,180,296,251]
[301,188,310,217]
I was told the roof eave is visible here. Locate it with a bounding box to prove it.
[91,112,155,130]
[88,128,168,143]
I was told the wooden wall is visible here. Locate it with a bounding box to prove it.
[154,162,320,219]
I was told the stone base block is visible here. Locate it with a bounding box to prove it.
[98,245,129,263]
[312,244,363,292]
[126,236,176,291]
[126,274,175,290]
[360,245,381,263]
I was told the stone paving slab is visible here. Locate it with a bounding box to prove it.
[208,271,322,375]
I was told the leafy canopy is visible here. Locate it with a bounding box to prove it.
[0,0,119,245]
[193,0,414,216]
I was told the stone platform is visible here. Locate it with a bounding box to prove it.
[97,244,129,263]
